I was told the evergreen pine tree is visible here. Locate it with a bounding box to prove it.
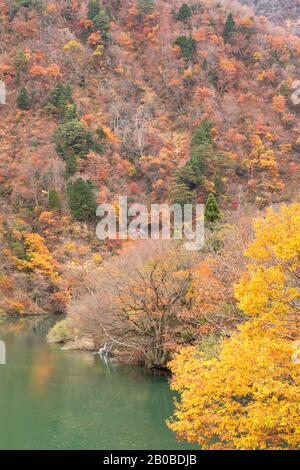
[48,189,61,210]
[173,35,197,59]
[205,193,221,223]
[88,0,100,21]
[67,178,97,221]
[171,181,193,206]
[189,145,212,182]
[170,120,215,204]
[16,87,30,110]
[47,83,73,118]
[177,3,192,22]
[174,164,198,189]
[93,9,111,31]
[54,118,93,159]
[191,119,213,148]
[223,13,235,43]
[65,155,78,178]
[189,120,214,181]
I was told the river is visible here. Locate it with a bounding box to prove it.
[0,317,196,450]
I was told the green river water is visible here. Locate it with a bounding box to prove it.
[0,317,196,450]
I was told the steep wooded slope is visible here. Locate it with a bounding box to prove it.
[0,0,299,314]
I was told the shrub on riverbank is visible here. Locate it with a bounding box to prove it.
[47,319,71,343]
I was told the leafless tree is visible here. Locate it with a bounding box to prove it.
[68,240,198,368]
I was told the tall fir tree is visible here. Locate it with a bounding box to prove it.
[67,178,97,221]
[223,13,235,43]
[171,181,193,206]
[191,119,213,148]
[173,35,197,59]
[174,164,198,189]
[189,120,213,182]
[205,193,221,223]
[88,0,100,21]
[65,155,78,178]
[177,4,192,22]
[16,87,30,110]
[48,189,61,210]
[54,118,94,159]
[92,9,111,33]
[47,83,73,118]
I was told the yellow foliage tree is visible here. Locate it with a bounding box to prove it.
[13,233,58,278]
[168,324,300,449]
[244,134,283,196]
[64,39,83,51]
[235,202,300,336]
[168,201,300,449]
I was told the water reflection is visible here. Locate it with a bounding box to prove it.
[0,317,196,450]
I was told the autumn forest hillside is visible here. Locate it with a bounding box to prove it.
[0,0,300,317]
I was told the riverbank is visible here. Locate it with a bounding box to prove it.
[47,318,169,370]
